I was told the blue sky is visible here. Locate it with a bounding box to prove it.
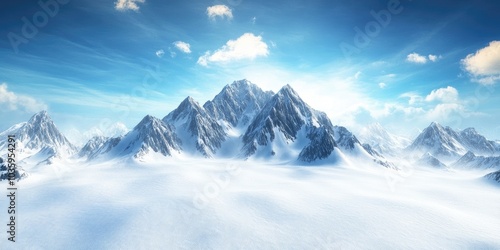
[1,0,500,143]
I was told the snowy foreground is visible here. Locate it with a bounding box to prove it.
[2,159,500,249]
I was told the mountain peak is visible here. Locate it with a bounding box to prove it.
[461,127,477,134]
[28,110,52,125]
[2,111,77,160]
[179,96,199,108]
[230,79,251,88]
[429,121,442,129]
[165,96,205,123]
[183,96,196,103]
[118,115,181,158]
[204,80,274,127]
[278,84,297,95]
[366,122,386,133]
[135,115,163,130]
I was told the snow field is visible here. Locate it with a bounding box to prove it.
[1,159,499,249]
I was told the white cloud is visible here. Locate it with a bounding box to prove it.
[155,49,165,58]
[252,17,257,24]
[378,82,386,89]
[115,0,145,11]
[173,41,191,54]
[207,5,233,20]
[0,83,47,113]
[426,103,466,122]
[475,75,500,85]
[406,53,441,64]
[399,92,423,105]
[407,53,428,64]
[425,86,459,103]
[197,33,269,66]
[461,41,500,84]
[428,54,441,62]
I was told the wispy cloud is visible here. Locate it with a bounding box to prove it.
[406,53,441,64]
[207,5,233,21]
[173,41,191,54]
[197,33,269,66]
[115,0,145,11]
[155,49,165,58]
[461,40,500,85]
[0,83,47,113]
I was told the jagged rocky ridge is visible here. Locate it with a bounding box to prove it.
[204,79,274,127]
[163,97,226,157]
[240,84,348,162]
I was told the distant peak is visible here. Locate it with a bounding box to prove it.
[179,96,201,108]
[184,96,195,102]
[278,84,298,95]
[135,115,164,130]
[462,127,477,134]
[428,121,443,129]
[368,122,384,130]
[233,79,250,85]
[33,110,50,117]
[28,110,52,124]
[139,114,156,123]
[225,79,253,90]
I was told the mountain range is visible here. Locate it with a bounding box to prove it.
[407,122,500,163]
[1,79,499,182]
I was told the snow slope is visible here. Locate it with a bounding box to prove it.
[1,159,499,249]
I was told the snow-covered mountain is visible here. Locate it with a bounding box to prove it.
[5,81,498,170]
[241,84,339,161]
[163,96,226,157]
[78,135,121,160]
[416,152,447,168]
[109,115,182,159]
[358,123,411,156]
[458,128,498,155]
[203,79,274,128]
[407,122,466,160]
[408,122,499,163]
[0,111,77,165]
[485,170,500,183]
[452,151,500,170]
